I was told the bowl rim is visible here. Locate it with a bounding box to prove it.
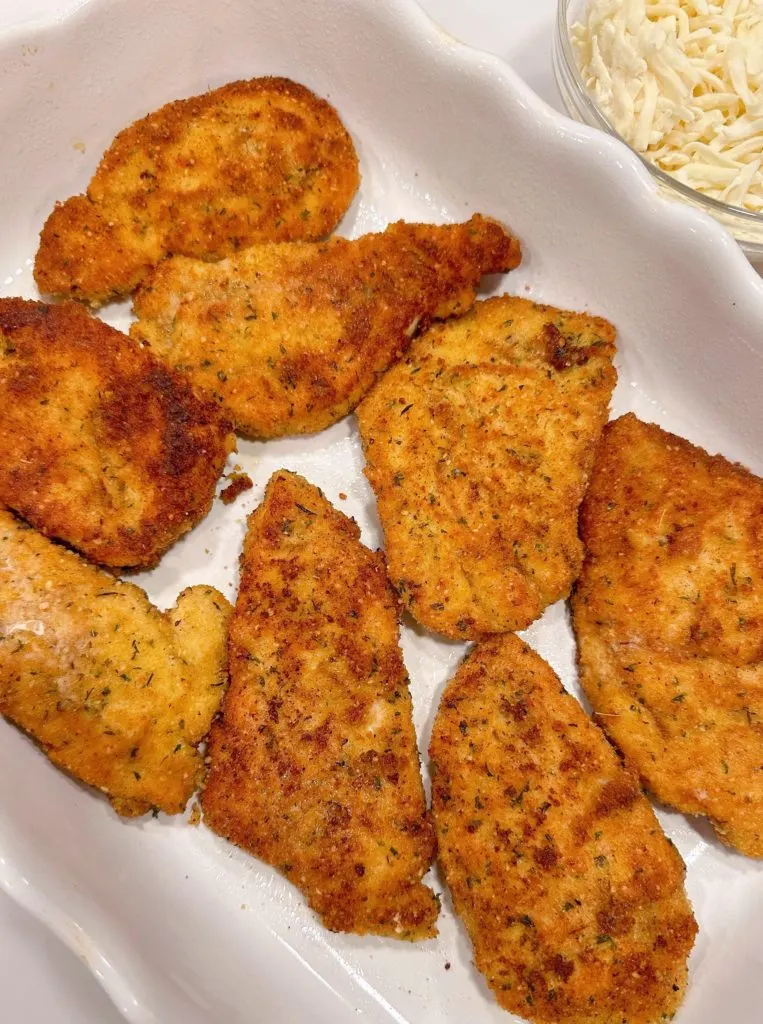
[555,0,763,236]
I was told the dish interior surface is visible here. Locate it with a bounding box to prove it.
[1,0,763,1021]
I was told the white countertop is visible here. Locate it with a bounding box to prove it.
[0,1,558,1020]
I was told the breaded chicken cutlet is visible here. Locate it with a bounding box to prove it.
[572,414,763,857]
[0,510,231,817]
[429,635,696,1024]
[34,77,360,305]
[0,298,234,569]
[201,471,438,939]
[356,296,616,640]
[131,215,521,438]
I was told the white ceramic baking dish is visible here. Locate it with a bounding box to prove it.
[1,0,762,1021]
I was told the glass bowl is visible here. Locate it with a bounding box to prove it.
[553,0,763,262]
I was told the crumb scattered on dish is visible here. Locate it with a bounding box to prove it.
[220,472,254,505]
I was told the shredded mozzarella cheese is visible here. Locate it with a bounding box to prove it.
[572,0,763,211]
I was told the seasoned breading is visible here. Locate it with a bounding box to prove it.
[0,298,234,569]
[131,215,521,438]
[34,77,360,305]
[356,296,616,640]
[572,413,763,856]
[201,470,438,938]
[429,635,696,1024]
[0,510,231,817]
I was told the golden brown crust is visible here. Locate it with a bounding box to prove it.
[131,215,521,438]
[201,470,438,939]
[356,296,616,639]
[572,413,763,856]
[430,635,696,1024]
[34,77,360,305]
[0,298,234,569]
[0,510,231,816]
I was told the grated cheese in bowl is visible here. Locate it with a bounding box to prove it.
[571,0,763,213]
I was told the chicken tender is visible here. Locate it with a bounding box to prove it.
[34,77,360,305]
[356,296,616,640]
[131,215,521,438]
[429,635,696,1024]
[0,298,234,569]
[572,413,763,856]
[0,510,231,817]
[201,470,438,938]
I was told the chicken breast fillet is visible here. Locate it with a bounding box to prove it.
[430,635,696,1024]
[572,413,763,857]
[0,510,231,817]
[201,470,438,939]
[356,296,616,640]
[34,77,360,305]
[0,298,234,569]
[131,215,521,438]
